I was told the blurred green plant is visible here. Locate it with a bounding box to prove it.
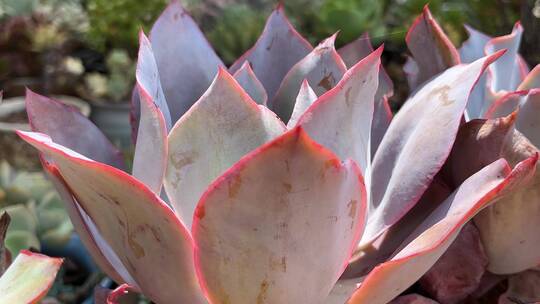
[86,0,168,51]
[0,161,73,255]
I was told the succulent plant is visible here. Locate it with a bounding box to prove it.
[0,161,73,255]
[15,2,540,304]
[0,212,63,303]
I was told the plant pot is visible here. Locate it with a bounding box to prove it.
[0,95,90,170]
[89,101,132,150]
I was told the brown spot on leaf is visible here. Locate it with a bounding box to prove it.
[348,200,358,219]
[345,87,353,107]
[266,36,276,51]
[171,151,199,171]
[429,85,453,106]
[318,73,335,91]
[282,182,292,193]
[228,174,242,199]
[256,279,270,304]
[269,255,287,272]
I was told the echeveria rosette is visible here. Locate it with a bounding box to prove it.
[15,2,539,304]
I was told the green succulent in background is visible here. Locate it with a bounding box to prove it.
[86,0,169,52]
[0,161,73,255]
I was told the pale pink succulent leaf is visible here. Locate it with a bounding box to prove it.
[0,250,62,304]
[149,0,224,123]
[272,33,347,121]
[463,23,526,119]
[165,68,286,230]
[371,96,393,158]
[298,47,382,178]
[287,79,318,128]
[459,25,491,64]
[338,32,393,100]
[229,4,312,100]
[364,52,503,246]
[17,131,208,304]
[25,90,125,170]
[445,115,540,274]
[133,31,169,193]
[518,64,540,90]
[192,127,367,304]
[45,165,133,287]
[405,6,460,90]
[484,90,526,119]
[348,157,537,304]
[326,278,363,304]
[232,61,268,105]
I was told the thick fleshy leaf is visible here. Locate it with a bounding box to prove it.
[518,64,540,90]
[229,4,312,100]
[0,213,11,274]
[94,284,136,304]
[348,157,537,304]
[371,96,392,158]
[444,115,540,274]
[232,61,268,105]
[17,132,207,304]
[0,250,62,304]
[193,127,366,304]
[364,52,503,246]
[498,270,540,304]
[287,79,318,128]
[463,23,526,119]
[337,32,393,100]
[344,175,451,279]
[272,34,347,121]
[149,0,224,122]
[25,90,125,170]
[298,47,382,178]
[326,278,363,304]
[418,223,488,303]
[132,31,169,193]
[405,6,460,90]
[44,165,133,287]
[165,68,286,229]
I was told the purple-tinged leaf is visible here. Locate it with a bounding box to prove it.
[0,250,62,304]
[229,4,312,100]
[518,64,540,90]
[17,132,208,304]
[459,25,491,64]
[193,127,366,304]
[405,6,460,90]
[233,61,268,105]
[298,47,382,178]
[371,96,392,158]
[364,52,503,246]
[348,157,537,304]
[272,34,347,121]
[165,68,286,229]
[418,223,488,303]
[287,79,317,128]
[132,31,169,193]
[25,90,125,170]
[338,32,393,100]
[149,0,224,122]
[444,115,540,274]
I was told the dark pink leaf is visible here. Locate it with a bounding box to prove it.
[25,90,125,170]
[193,127,366,304]
[229,4,312,100]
